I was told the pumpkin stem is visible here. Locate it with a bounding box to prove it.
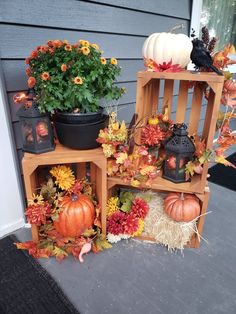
[180,192,185,200]
[71,193,78,201]
[169,23,184,33]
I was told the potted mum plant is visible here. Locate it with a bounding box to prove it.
[25,39,125,149]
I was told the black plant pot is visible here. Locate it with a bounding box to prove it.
[54,113,108,150]
[55,108,104,124]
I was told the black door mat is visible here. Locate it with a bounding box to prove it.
[208,152,236,191]
[0,235,80,314]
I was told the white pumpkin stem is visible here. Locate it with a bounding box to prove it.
[169,23,184,33]
[180,192,185,200]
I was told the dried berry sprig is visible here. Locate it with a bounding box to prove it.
[201,26,210,47]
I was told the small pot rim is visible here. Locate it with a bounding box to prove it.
[55,107,104,117]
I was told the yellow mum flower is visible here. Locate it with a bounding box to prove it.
[106,197,120,217]
[50,165,75,191]
[81,46,90,55]
[83,40,90,47]
[64,44,72,51]
[91,43,100,50]
[28,193,44,206]
[78,39,85,46]
[110,58,118,65]
[132,219,144,237]
[100,57,107,65]
[73,76,83,85]
[63,40,69,45]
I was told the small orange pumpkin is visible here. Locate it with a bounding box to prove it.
[164,192,200,222]
[54,193,95,237]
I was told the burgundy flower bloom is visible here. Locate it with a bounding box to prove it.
[107,211,126,235]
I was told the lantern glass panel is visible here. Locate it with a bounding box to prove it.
[163,123,195,183]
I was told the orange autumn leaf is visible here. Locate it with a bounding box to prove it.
[194,136,206,158]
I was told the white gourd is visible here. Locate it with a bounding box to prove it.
[142,33,193,68]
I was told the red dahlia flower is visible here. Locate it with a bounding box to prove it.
[141,125,166,147]
[130,198,149,219]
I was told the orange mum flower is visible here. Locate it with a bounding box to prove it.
[25,68,31,77]
[100,57,106,65]
[30,50,38,59]
[53,40,63,48]
[48,48,55,54]
[64,44,72,51]
[39,46,48,53]
[47,40,54,47]
[81,46,90,55]
[61,64,67,72]
[25,58,30,65]
[73,77,83,85]
[28,77,36,88]
[41,72,50,81]
[110,58,118,65]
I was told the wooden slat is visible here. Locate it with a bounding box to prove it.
[188,83,203,135]
[86,0,192,19]
[139,70,225,84]
[202,89,215,140]
[162,80,174,115]
[149,80,160,114]
[0,25,145,59]
[0,0,189,36]
[175,81,189,123]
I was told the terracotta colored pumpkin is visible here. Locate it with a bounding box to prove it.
[164,192,200,222]
[142,32,192,68]
[54,193,95,237]
[224,79,236,91]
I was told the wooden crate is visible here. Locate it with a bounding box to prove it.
[107,181,210,249]
[134,70,224,194]
[22,144,107,242]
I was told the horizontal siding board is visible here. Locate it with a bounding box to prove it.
[8,81,137,122]
[85,0,191,19]
[0,25,145,59]
[0,0,190,36]
[2,59,143,91]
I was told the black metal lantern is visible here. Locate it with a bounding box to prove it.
[15,89,55,154]
[163,123,195,183]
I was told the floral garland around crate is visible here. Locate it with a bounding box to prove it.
[15,165,112,262]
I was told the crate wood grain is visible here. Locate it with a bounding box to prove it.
[134,70,224,194]
[22,144,107,242]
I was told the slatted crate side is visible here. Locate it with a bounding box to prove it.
[107,181,210,248]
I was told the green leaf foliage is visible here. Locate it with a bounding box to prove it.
[27,40,125,113]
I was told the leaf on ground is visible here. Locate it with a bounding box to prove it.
[94,237,112,251]
[52,246,68,261]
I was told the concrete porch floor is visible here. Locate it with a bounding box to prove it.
[14,182,236,314]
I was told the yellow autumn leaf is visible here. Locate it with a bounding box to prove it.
[116,152,128,164]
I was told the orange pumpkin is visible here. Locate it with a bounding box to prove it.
[54,193,95,237]
[164,192,200,222]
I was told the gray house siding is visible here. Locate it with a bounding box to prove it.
[0,0,192,176]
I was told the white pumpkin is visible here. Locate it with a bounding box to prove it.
[142,32,193,68]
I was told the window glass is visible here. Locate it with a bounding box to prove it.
[200,0,236,50]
